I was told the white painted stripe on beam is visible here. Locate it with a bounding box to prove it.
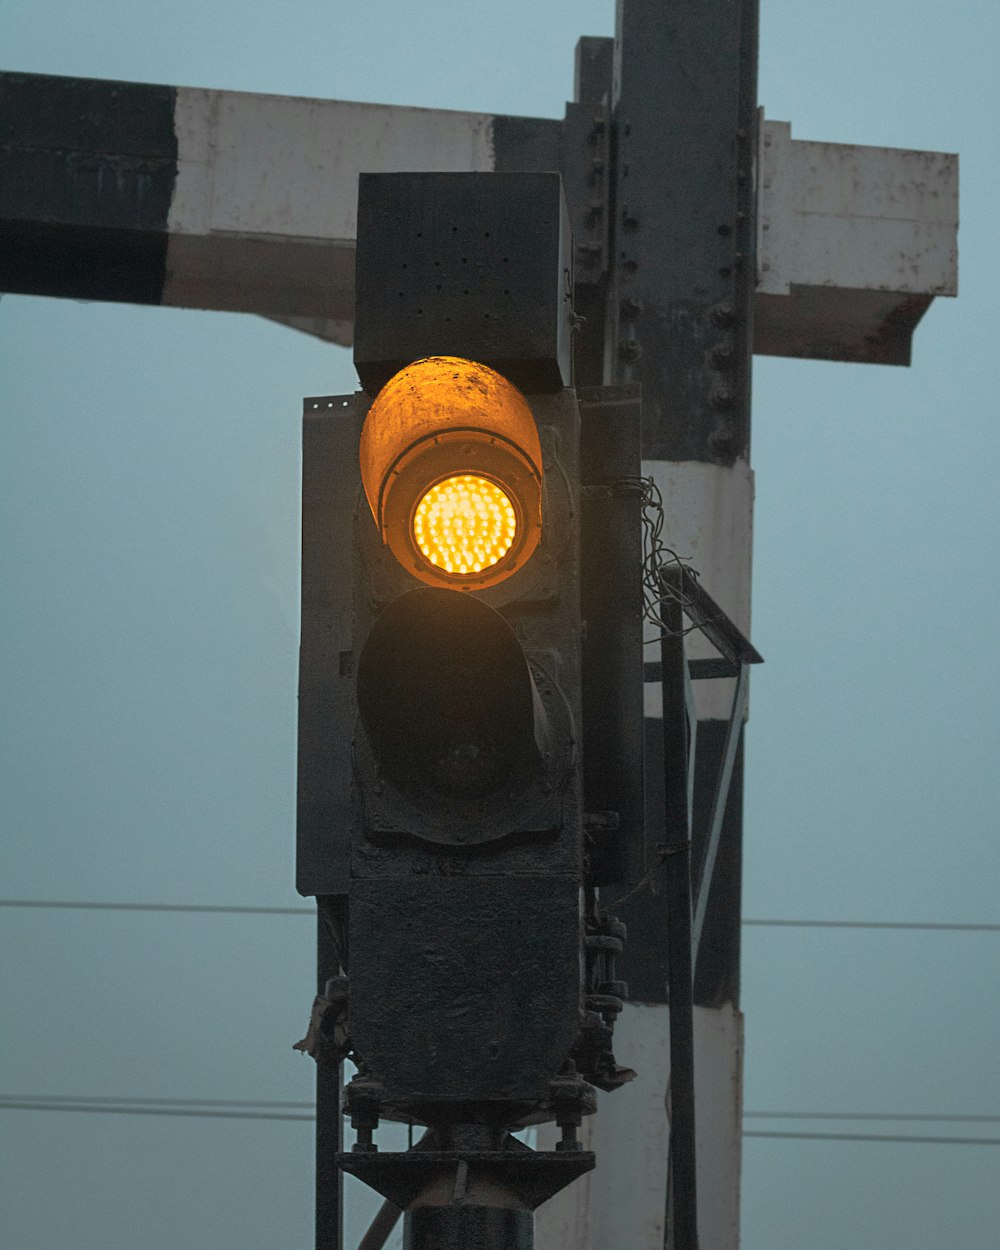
[164,88,497,326]
[643,458,754,721]
[758,119,958,299]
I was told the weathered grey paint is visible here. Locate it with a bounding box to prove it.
[756,120,958,364]
[0,71,956,363]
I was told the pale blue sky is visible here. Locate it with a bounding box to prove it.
[2,2,999,1247]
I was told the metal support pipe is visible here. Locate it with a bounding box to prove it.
[315,912,343,1250]
[404,1206,533,1250]
[659,584,699,1250]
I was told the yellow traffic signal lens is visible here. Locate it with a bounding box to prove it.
[359,356,543,590]
[413,475,518,576]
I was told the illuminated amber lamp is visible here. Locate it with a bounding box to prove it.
[359,356,543,589]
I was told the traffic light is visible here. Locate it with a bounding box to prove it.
[297,173,643,1242]
[343,354,586,1120]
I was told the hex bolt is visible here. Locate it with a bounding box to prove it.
[711,302,736,328]
[709,422,739,456]
[711,387,735,411]
[557,1121,581,1152]
[619,296,644,320]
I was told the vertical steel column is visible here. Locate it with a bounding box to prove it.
[606,0,758,1000]
[610,0,757,464]
[609,4,758,1247]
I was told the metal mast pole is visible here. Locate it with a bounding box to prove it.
[539,2,759,1245]
[609,0,758,992]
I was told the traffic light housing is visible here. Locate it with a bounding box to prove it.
[297,173,644,1228]
[313,368,585,1116]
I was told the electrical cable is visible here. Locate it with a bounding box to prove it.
[744,1130,1000,1147]
[0,1099,311,1121]
[0,899,311,915]
[8,1095,1000,1124]
[742,918,1000,933]
[3,1100,999,1144]
[744,1111,1000,1123]
[3,1094,313,1109]
[2,899,997,931]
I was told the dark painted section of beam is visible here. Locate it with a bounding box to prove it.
[1,221,169,304]
[579,385,645,885]
[574,36,614,110]
[609,718,742,1007]
[0,71,176,303]
[492,105,615,389]
[0,72,178,171]
[755,288,930,366]
[691,724,743,1008]
[600,0,758,1019]
[492,115,562,175]
[564,38,614,388]
[610,0,759,464]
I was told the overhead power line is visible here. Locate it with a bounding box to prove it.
[0,1099,312,1121]
[4,1094,313,1110]
[3,1098,999,1144]
[744,1130,1000,1147]
[2,899,998,932]
[9,1096,1000,1124]
[745,1111,1000,1123]
[0,899,310,916]
[742,919,1000,933]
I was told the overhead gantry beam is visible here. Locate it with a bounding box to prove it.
[0,71,524,344]
[0,71,956,363]
[756,121,957,364]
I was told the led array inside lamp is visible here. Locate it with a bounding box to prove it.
[412,474,517,576]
